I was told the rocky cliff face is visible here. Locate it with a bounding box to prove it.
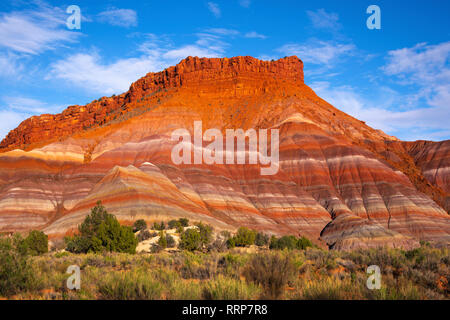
[0,56,448,250]
[0,56,303,151]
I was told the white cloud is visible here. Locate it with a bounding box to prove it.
[47,34,227,95]
[380,41,450,140]
[0,7,79,54]
[47,53,163,95]
[204,28,239,36]
[383,42,450,83]
[0,52,24,77]
[163,45,222,61]
[239,0,251,8]
[383,42,450,105]
[0,96,63,140]
[245,31,267,39]
[0,110,29,141]
[3,96,61,114]
[207,2,221,18]
[310,81,450,141]
[97,8,137,28]
[277,40,355,66]
[307,9,341,31]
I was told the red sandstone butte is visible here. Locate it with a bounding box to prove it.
[0,56,448,250]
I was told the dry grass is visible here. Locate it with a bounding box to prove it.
[2,245,448,300]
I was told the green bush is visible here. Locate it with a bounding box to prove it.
[196,223,213,246]
[0,234,38,296]
[65,201,138,254]
[168,220,181,229]
[137,230,152,242]
[226,237,236,249]
[152,221,166,231]
[226,227,257,248]
[179,229,202,251]
[255,232,269,247]
[297,236,313,250]
[166,234,176,248]
[233,227,257,247]
[24,230,48,256]
[157,231,167,249]
[132,219,147,233]
[269,235,313,250]
[179,218,189,227]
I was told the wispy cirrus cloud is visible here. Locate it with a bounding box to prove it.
[0,110,28,141]
[277,40,355,66]
[245,31,267,39]
[207,2,221,18]
[3,96,62,114]
[239,0,251,8]
[383,41,450,85]
[0,6,79,54]
[47,52,163,95]
[307,9,341,31]
[204,28,239,36]
[381,41,450,139]
[0,96,63,140]
[97,8,138,28]
[0,52,25,77]
[311,81,450,141]
[47,33,227,95]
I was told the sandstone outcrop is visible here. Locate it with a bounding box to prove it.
[0,56,448,250]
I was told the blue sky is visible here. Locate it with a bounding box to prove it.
[0,0,449,141]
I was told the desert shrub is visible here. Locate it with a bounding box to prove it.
[65,201,138,254]
[202,275,260,300]
[344,247,407,270]
[243,252,296,299]
[168,220,181,229]
[152,221,166,231]
[132,219,147,233]
[269,235,313,250]
[196,222,213,246]
[270,235,297,250]
[179,229,202,251]
[231,227,257,247]
[137,230,152,242]
[217,253,248,278]
[166,234,176,248]
[24,230,48,256]
[226,237,236,249]
[297,236,313,250]
[208,239,228,252]
[179,251,213,279]
[179,218,189,227]
[98,271,162,300]
[255,232,269,247]
[299,277,358,300]
[0,234,39,296]
[220,231,232,239]
[176,225,184,234]
[150,244,163,253]
[157,231,167,249]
